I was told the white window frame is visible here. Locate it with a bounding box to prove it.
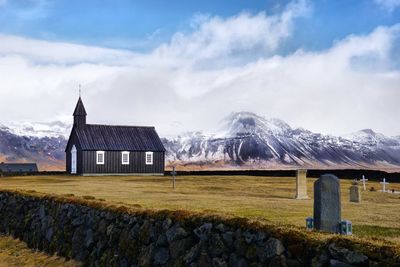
[145,151,153,165]
[121,151,130,165]
[96,151,105,165]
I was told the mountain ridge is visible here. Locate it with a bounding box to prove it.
[1,112,400,171]
[163,112,400,170]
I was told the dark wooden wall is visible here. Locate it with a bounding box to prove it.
[66,129,165,175]
[82,151,164,174]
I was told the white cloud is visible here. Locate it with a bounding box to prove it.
[374,0,400,11]
[0,0,399,138]
[0,34,140,65]
[153,0,310,69]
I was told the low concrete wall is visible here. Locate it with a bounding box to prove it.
[0,191,397,267]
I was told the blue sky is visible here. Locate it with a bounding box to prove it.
[1,0,399,52]
[0,0,399,137]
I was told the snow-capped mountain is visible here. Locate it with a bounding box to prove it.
[0,122,68,170]
[1,113,400,171]
[344,129,400,146]
[0,121,71,139]
[163,112,400,170]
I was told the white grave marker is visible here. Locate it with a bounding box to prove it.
[380,178,389,193]
[361,175,368,191]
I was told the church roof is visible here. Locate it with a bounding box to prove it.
[73,124,166,152]
[73,97,87,116]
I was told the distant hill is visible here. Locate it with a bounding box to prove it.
[0,124,66,171]
[163,112,400,171]
[1,113,400,171]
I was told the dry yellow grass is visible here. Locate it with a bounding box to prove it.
[0,234,80,267]
[0,175,399,245]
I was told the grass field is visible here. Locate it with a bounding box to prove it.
[0,175,399,246]
[0,234,79,267]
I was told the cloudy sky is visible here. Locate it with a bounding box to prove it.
[0,0,399,137]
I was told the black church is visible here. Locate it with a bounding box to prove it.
[65,97,165,175]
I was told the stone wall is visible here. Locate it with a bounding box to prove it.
[0,191,397,267]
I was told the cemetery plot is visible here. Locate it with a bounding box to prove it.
[0,175,399,244]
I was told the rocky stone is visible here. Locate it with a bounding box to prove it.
[286,259,302,267]
[71,216,84,226]
[184,243,201,264]
[243,230,256,244]
[229,253,248,267]
[139,220,153,245]
[194,222,213,241]
[119,258,129,267]
[166,223,187,243]
[162,217,172,230]
[153,247,170,265]
[106,224,114,236]
[212,257,228,267]
[222,231,234,249]
[311,250,329,267]
[255,232,268,246]
[129,223,140,239]
[234,237,248,257]
[39,204,46,219]
[268,255,288,267]
[287,244,306,262]
[156,233,168,247]
[260,238,285,260]
[329,259,352,267]
[209,234,227,257]
[138,243,155,267]
[118,227,131,253]
[98,219,107,235]
[245,245,258,261]
[328,243,368,265]
[45,227,53,242]
[84,228,94,248]
[234,228,242,240]
[197,251,212,267]
[169,237,194,259]
[215,223,226,232]
[0,191,394,267]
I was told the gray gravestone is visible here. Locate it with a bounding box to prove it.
[314,174,341,233]
[349,184,361,203]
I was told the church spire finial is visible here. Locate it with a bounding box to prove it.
[79,84,81,98]
[73,92,87,128]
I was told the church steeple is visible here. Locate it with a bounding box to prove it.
[73,97,87,128]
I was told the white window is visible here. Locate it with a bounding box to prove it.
[145,151,153,165]
[121,151,129,165]
[96,151,105,165]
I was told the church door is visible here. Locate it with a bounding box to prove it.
[71,145,77,174]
